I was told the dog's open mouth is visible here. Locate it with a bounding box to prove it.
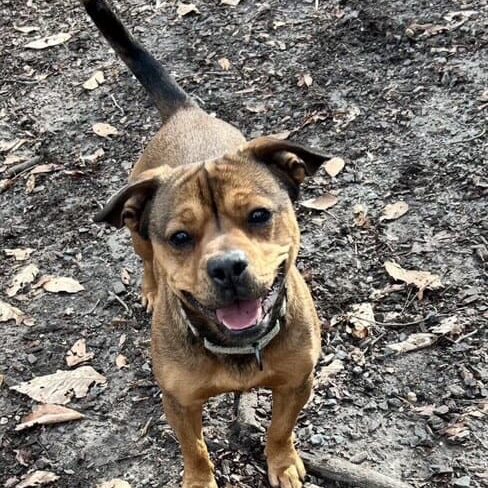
[182,263,286,334]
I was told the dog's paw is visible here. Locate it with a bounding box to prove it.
[182,478,218,488]
[267,450,306,488]
[141,288,157,313]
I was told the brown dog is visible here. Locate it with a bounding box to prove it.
[82,1,325,487]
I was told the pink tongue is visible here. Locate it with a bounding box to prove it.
[216,299,263,331]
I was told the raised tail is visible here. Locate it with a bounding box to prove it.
[80,0,190,120]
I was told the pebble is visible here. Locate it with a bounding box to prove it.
[407,391,417,403]
[26,353,37,364]
[448,384,465,398]
[112,281,126,295]
[350,451,368,464]
[310,433,325,446]
[453,476,471,487]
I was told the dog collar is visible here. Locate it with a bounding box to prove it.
[179,294,287,370]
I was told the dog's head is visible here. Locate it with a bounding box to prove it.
[96,137,326,345]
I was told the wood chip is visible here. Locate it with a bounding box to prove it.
[92,122,119,138]
[217,57,231,71]
[380,201,409,221]
[317,359,344,384]
[83,70,105,90]
[347,303,374,339]
[115,354,129,369]
[4,248,34,261]
[385,333,437,354]
[97,480,132,488]
[0,299,26,325]
[41,276,84,294]
[25,33,71,49]
[66,339,94,367]
[430,316,464,336]
[16,471,59,488]
[177,3,199,16]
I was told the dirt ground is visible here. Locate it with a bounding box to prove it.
[1,0,487,487]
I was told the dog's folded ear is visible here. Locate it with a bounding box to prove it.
[241,137,330,200]
[94,169,165,239]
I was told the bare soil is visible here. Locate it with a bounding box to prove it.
[1,0,487,487]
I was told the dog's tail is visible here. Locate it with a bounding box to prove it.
[80,0,190,120]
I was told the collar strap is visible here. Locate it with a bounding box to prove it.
[180,296,287,370]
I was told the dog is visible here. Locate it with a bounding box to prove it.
[81,1,326,486]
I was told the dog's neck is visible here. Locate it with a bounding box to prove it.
[177,285,287,370]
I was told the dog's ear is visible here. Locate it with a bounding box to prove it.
[241,137,329,200]
[94,169,166,239]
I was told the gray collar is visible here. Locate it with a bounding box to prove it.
[179,295,287,370]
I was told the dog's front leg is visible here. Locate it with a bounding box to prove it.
[163,393,217,488]
[266,376,313,488]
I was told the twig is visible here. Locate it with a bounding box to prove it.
[301,452,413,488]
[108,291,130,313]
[448,128,486,144]
[349,314,427,328]
[455,327,483,344]
[82,299,100,317]
[4,156,42,178]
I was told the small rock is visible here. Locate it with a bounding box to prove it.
[448,384,465,398]
[407,391,417,403]
[112,281,126,295]
[310,434,325,446]
[453,476,471,487]
[350,452,368,464]
[26,353,37,364]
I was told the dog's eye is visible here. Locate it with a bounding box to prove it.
[248,208,272,226]
[169,231,193,248]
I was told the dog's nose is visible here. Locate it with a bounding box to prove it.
[207,250,249,289]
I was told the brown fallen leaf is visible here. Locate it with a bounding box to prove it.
[297,73,313,88]
[385,333,437,354]
[0,138,27,153]
[6,264,39,297]
[14,25,40,34]
[0,178,13,193]
[4,248,34,261]
[83,70,105,90]
[380,201,409,221]
[16,470,59,488]
[301,193,338,211]
[30,164,62,175]
[221,0,240,5]
[92,122,119,138]
[324,157,345,177]
[115,354,129,369]
[347,303,374,339]
[15,404,84,431]
[0,299,26,325]
[431,316,464,336]
[353,203,369,228]
[25,33,71,49]
[10,366,107,404]
[97,480,132,488]
[120,268,131,286]
[317,359,344,385]
[177,3,199,16]
[441,422,470,442]
[26,174,36,193]
[217,57,231,71]
[384,261,443,300]
[66,339,94,367]
[42,276,84,294]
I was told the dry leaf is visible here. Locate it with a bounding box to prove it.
[380,201,409,221]
[317,359,344,384]
[177,3,199,16]
[16,471,59,488]
[83,70,105,90]
[4,248,34,261]
[385,333,437,354]
[25,33,71,50]
[0,139,27,153]
[297,73,313,87]
[115,354,129,369]
[30,164,62,175]
[11,366,107,404]
[324,157,345,177]
[333,105,360,131]
[14,25,40,34]
[82,148,105,163]
[92,122,119,138]
[431,316,464,336]
[347,303,374,339]
[26,174,36,193]
[15,404,84,431]
[6,264,39,297]
[353,203,369,228]
[66,339,94,367]
[217,57,231,71]
[221,0,240,5]
[384,261,443,299]
[441,422,470,442]
[97,480,132,488]
[0,300,26,325]
[245,101,266,113]
[42,276,84,294]
[120,269,131,285]
[413,404,436,416]
[301,193,338,211]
